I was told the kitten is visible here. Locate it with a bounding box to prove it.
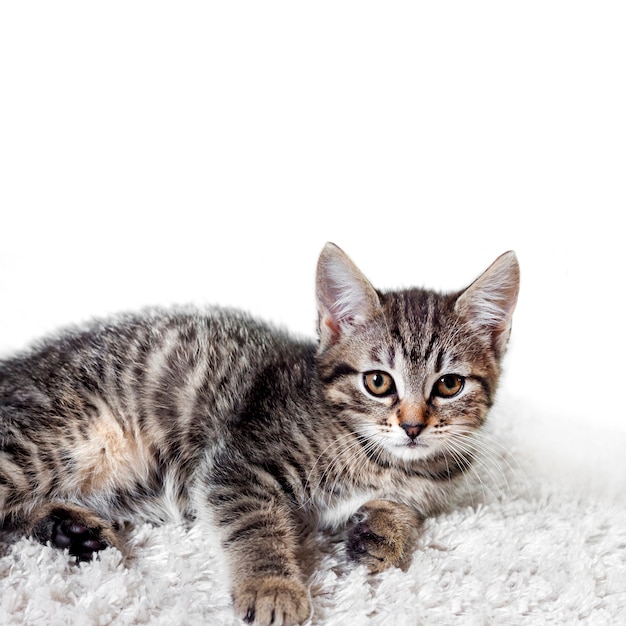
[0,243,519,626]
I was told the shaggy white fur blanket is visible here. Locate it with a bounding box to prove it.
[2,395,625,625]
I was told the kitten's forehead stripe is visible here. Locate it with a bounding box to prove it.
[383,290,450,369]
[435,350,445,374]
[421,333,440,366]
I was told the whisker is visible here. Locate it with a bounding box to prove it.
[445,432,515,502]
[452,427,530,495]
[442,441,477,508]
[300,430,380,512]
[302,431,357,495]
[443,438,490,504]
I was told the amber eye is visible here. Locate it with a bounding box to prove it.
[363,371,396,397]
[433,374,464,398]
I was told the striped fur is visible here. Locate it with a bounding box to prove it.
[0,244,519,626]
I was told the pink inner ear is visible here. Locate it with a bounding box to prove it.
[324,316,340,341]
[316,243,382,350]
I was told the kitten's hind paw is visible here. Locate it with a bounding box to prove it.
[233,576,311,626]
[31,504,117,562]
[50,518,108,561]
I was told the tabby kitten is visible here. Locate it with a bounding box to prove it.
[0,243,519,626]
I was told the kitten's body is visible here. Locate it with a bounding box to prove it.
[0,244,519,626]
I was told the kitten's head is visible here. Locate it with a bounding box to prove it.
[315,243,519,464]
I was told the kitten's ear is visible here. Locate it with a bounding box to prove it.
[455,251,520,358]
[316,243,381,350]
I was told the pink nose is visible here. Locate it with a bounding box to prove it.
[400,423,426,440]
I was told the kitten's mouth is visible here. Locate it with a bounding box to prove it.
[404,440,427,449]
[385,438,432,461]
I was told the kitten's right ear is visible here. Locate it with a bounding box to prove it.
[316,243,381,350]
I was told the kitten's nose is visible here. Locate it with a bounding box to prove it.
[400,422,426,440]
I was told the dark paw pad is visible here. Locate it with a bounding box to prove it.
[32,506,113,562]
[346,521,383,560]
[51,519,108,562]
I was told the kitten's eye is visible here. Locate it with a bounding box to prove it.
[363,371,396,397]
[433,374,464,398]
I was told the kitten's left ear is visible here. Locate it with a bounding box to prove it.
[316,243,381,350]
[455,251,520,358]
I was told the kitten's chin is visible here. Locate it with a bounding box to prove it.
[386,441,434,463]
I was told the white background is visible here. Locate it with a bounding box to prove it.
[1,2,625,450]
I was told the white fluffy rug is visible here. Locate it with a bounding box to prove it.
[2,395,625,625]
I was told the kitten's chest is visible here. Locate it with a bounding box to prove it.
[316,492,376,530]
[311,468,450,530]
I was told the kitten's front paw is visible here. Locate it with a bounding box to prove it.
[347,500,420,573]
[233,576,310,626]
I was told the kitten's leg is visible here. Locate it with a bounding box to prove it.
[204,478,311,626]
[347,500,423,572]
[227,505,311,626]
[30,503,118,562]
